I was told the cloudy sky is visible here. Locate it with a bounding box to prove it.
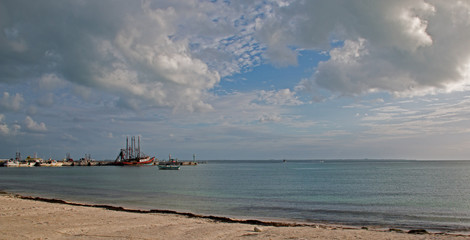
[1,0,470,160]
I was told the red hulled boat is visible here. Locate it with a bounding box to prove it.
[115,136,155,166]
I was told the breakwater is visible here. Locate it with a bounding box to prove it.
[0,160,201,167]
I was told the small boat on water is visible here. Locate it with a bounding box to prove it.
[115,136,155,166]
[157,154,181,170]
[158,165,180,170]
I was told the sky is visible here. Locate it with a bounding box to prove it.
[2,0,470,160]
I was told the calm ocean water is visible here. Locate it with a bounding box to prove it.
[1,160,469,232]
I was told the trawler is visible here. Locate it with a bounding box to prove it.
[115,136,155,165]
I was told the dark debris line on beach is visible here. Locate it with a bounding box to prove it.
[13,193,300,227]
[1,192,461,236]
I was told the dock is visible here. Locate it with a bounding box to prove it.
[1,160,201,167]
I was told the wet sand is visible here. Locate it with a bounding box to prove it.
[0,194,467,239]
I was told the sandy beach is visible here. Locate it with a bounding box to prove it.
[0,194,468,240]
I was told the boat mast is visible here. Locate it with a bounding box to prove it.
[126,136,129,160]
[132,136,135,159]
[133,136,136,159]
[117,136,145,162]
[138,136,141,158]
[130,136,133,159]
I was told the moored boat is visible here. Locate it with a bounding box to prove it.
[115,136,155,166]
[25,153,43,166]
[25,153,43,162]
[18,161,36,167]
[40,159,63,167]
[5,160,19,167]
[63,153,74,162]
[158,164,180,170]
[157,154,181,170]
[6,152,23,167]
[122,156,155,165]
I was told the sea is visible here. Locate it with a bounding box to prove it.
[1,160,469,233]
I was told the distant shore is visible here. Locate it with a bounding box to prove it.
[0,159,201,167]
[0,192,468,239]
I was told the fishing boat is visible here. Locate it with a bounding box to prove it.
[39,159,63,167]
[115,136,155,166]
[6,152,28,167]
[25,153,43,166]
[121,156,155,165]
[5,159,19,167]
[18,161,36,167]
[157,154,180,170]
[63,153,74,162]
[158,165,180,170]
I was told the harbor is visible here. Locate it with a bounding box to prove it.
[0,158,200,167]
[0,136,200,167]
[0,155,200,167]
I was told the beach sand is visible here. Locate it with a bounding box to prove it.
[0,194,467,240]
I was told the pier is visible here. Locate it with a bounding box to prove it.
[0,159,200,167]
[1,142,201,167]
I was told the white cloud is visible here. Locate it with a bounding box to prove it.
[259,0,470,97]
[24,116,47,132]
[0,92,24,112]
[2,0,470,160]
[258,89,303,106]
[38,73,66,90]
[0,1,225,112]
[360,95,470,138]
[0,114,20,136]
[259,114,282,123]
[2,0,470,106]
[329,38,368,64]
[0,114,9,135]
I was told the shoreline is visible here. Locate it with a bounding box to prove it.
[1,192,468,239]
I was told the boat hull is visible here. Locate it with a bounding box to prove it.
[120,157,155,165]
[5,161,19,167]
[39,162,63,167]
[158,165,180,170]
[19,162,36,167]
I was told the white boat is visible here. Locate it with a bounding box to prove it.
[5,160,19,167]
[158,165,180,170]
[26,153,43,163]
[18,161,36,167]
[40,159,63,167]
[51,161,63,167]
[6,152,22,167]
